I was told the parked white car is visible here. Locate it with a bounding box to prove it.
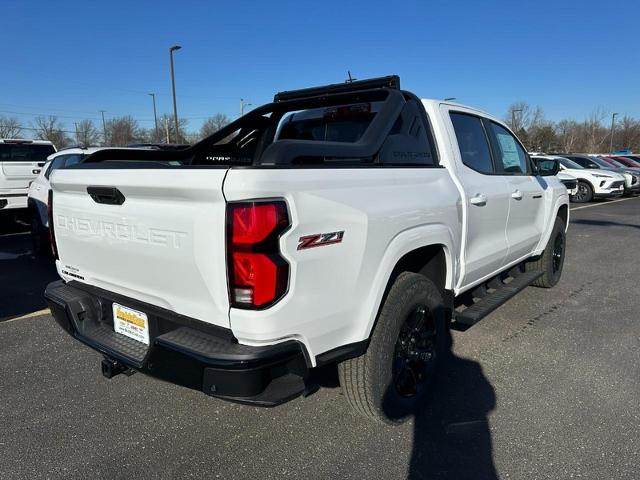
[28,147,132,253]
[553,156,625,202]
[0,139,55,215]
[45,76,570,423]
[560,154,640,196]
[531,156,578,195]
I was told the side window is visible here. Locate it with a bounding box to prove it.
[62,154,84,167]
[487,122,529,175]
[568,157,587,167]
[45,155,68,180]
[586,159,599,169]
[450,112,494,174]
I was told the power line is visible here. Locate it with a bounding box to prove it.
[0,108,237,123]
[0,125,79,135]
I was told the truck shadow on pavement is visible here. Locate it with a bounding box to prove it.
[387,330,498,480]
[0,222,59,321]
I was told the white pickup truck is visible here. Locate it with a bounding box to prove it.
[45,76,569,423]
[0,139,55,214]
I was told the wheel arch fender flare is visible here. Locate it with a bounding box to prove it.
[359,223,457,343]
[577,177,595,192]
[533,196,570,255]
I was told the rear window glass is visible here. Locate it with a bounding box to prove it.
[0,144,55,162]
[276,102,382,143]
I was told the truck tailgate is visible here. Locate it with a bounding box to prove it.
[50,168,231,328]
[0,161,43,189]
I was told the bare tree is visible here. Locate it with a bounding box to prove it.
[583,108,608,153]
[76,119,100,147]
[158,113,189,143]
[615,116,640,151]
[32,115,69,149]
[501,102,640,153]
[105,116,142,146]
[0,116,23,138]
[506,102,531,135]
[555,120,580,153]
[200,113,231,139]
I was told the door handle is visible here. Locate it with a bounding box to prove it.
[87,186,126,205]
[469,194,487,206]
[511,190,523,200]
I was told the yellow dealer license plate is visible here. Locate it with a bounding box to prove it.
[113,303,150,345]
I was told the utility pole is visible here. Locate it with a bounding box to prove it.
[169,44,182,143]
[74,122,79,144]
[148,93,159,141]
[609,112,618,153]
[99,110,107,145]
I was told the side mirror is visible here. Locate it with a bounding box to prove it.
[533,158,560,176]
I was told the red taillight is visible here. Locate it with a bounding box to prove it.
[47,190,59,260]
[227,201,290,309]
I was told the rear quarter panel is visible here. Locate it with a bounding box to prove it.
[224,167,461,362]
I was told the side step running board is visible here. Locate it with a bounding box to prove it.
[453,270,543,330]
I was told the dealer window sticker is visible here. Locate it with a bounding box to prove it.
[496,133,522,171]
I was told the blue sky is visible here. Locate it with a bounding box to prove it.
[3,0,639,136]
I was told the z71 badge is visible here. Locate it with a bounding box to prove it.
[297,231,344,250]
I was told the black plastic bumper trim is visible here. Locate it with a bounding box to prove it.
[0,193,28,198]
[44,280,309,406]
[315,340,368,367]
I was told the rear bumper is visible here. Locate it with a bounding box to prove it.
[0,191,28,210]
[44,280,310,406]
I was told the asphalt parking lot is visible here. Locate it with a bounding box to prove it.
[1,197,639,480]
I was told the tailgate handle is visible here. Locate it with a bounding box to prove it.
[87,186,126,205]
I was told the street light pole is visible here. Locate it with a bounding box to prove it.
[148,93,159,141]
[240,98,252,116]
[610,112,618,153]
[99,110,107,145]
[169,44,182,143]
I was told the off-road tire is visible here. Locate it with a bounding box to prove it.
[526,217,566,288]
[338,272,447,424]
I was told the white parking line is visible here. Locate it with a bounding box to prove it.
[570,196,639,212]
[2,309,50,323]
